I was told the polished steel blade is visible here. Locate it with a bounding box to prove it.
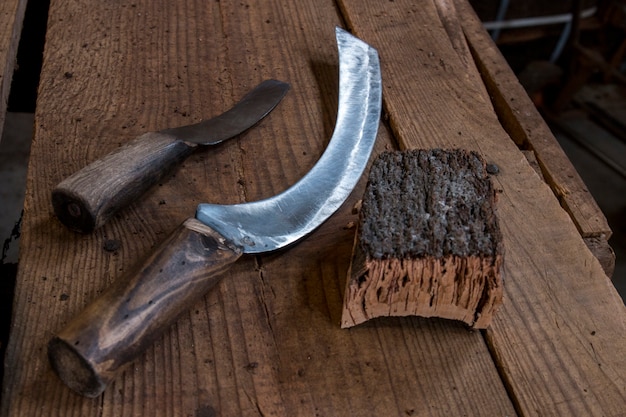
[160,79,289,145]
[196,27,382,253]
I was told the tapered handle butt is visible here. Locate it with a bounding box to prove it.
[48,218,242,397]
[48,336,105,398]
[52,132,195,233]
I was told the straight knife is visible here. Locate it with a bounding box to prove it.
[48,27,382,398]
[52,79,290,233]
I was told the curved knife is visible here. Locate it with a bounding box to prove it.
[48,27,382,398]
[52,79,290,233]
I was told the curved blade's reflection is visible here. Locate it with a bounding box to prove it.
[196,27,382,254]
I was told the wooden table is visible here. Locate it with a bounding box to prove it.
[2,0,625,415]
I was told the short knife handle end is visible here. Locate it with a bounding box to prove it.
[52,132,196,233]
[47,218,242,397]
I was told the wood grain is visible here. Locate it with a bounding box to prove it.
[454,0,612,240]
[52,132,195,233]
[2,0,623,416]
[1,0,517,415]
[0,0,27,142]
[48,219,241,397]
[338,0,626,415]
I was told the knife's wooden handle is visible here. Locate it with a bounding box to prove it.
[52,132,196,233]
[48,218,242,397]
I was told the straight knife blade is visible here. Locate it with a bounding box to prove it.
[52,80,289,233]
[161,79,289,145]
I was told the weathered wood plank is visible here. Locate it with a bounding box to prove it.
[2,0,517,416]
[243,196,515,416]
[456,1,612,241]
[338,0,626,415]
[0,0,27,142]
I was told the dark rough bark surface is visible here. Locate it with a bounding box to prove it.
[359,149,503,259]
[342,149,504,329]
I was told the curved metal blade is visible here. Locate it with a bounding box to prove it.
[196,27,382,253]
[160,79,290,145]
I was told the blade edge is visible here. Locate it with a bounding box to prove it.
[161,79,290,145]
[196,28,382,253]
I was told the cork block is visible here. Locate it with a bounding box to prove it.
[341,149,504,329]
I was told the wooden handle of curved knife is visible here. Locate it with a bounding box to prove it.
[48,218,242,397]
[52,132,196,233]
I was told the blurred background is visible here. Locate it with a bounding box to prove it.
[469,0,626,298]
